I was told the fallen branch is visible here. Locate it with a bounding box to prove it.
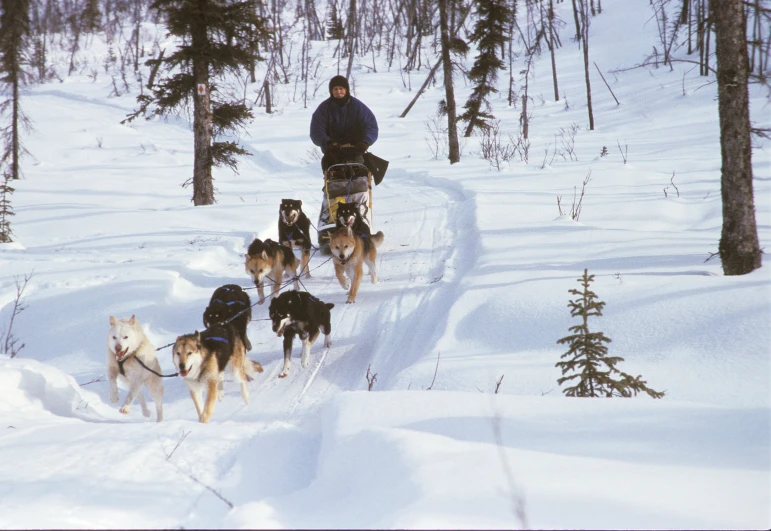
[593,62,620,105]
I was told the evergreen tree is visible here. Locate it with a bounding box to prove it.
[556,269,664,398]
[0,0,32,181]
[460,0,510,137]
[326,0,344,40]
[124,0,266,206]
[0,172,14,243]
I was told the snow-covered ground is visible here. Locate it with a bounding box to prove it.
[0,0,769,528]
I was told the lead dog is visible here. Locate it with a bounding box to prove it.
[107,315,164,421]
[329,225,384,303]
[245,237,299,304]
[172,322,263,423]
[202,284,252,351]
[268,290,334,378]
[278,199,313,279]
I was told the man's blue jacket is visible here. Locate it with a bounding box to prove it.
[310,96,378,153]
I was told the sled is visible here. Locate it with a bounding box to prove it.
[317,161,373,254]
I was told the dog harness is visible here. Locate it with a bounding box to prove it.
[212,298,247,307]
[117,354,131,376]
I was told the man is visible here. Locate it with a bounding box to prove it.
[310,75,378,173]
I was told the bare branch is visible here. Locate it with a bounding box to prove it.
[426,351,440,390]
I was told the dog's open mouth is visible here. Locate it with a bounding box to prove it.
[115,347,129,361]
[179,368,190,377]
[275,318,289,337]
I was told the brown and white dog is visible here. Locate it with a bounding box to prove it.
[244,237,299,304]
[107,315,164,421]
[172,323,263,423]
[329,225,384,303]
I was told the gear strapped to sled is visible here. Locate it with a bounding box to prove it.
[317,161,373,254]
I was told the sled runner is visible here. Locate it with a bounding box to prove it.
[317,161,373,254]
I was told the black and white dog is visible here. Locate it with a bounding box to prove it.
[335,202,372,238]
[268,290,334,378]
[202,284,252,351]
[278,199,313,279]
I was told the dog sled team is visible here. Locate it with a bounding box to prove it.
[107,76,388,424]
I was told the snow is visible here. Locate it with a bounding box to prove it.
[0,0,769,528]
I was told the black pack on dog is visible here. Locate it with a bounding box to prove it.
[199,323,243,373]
[335,202,372,238]
[279,199,313,279]
[203,284,252,351]
[268,290,334,378]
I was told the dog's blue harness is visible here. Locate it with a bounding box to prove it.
[212,298,247,307]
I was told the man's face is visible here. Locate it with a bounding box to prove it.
[332,86,347,99]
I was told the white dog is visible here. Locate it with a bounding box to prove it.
[106,315,164,422]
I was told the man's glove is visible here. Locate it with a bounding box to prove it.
[354,141,369,153]
[341,142,369,156]
[326,141,340,153]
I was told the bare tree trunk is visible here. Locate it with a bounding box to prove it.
[578,0,594,130]
[191,1,214,206]
[146,48,164,89]
[10,66,20,180]
[570,0,582,43]
[305,0,323,40]
[345,0,357,78]
[264,78,272,114]
[399,57,441,118]
[547,0,559,101]
[714,0,761,275]
[439,0,459,163]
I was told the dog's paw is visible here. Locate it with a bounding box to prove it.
[278,371,288,378]
[218,390,225,401]
[371,273,378,284]
[119,405,131,415]
[109,391,120,404]
[257,299,265,305]
[342,281,351,290]
[141,407,151,418]
[346,296,356,304]
[324,336,332,348]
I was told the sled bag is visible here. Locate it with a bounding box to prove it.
[363,152,389,185]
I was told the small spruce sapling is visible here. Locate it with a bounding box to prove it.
[556,269,664,398]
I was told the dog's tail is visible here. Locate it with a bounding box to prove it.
[251,359,264,373]
[371,231,385,248]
